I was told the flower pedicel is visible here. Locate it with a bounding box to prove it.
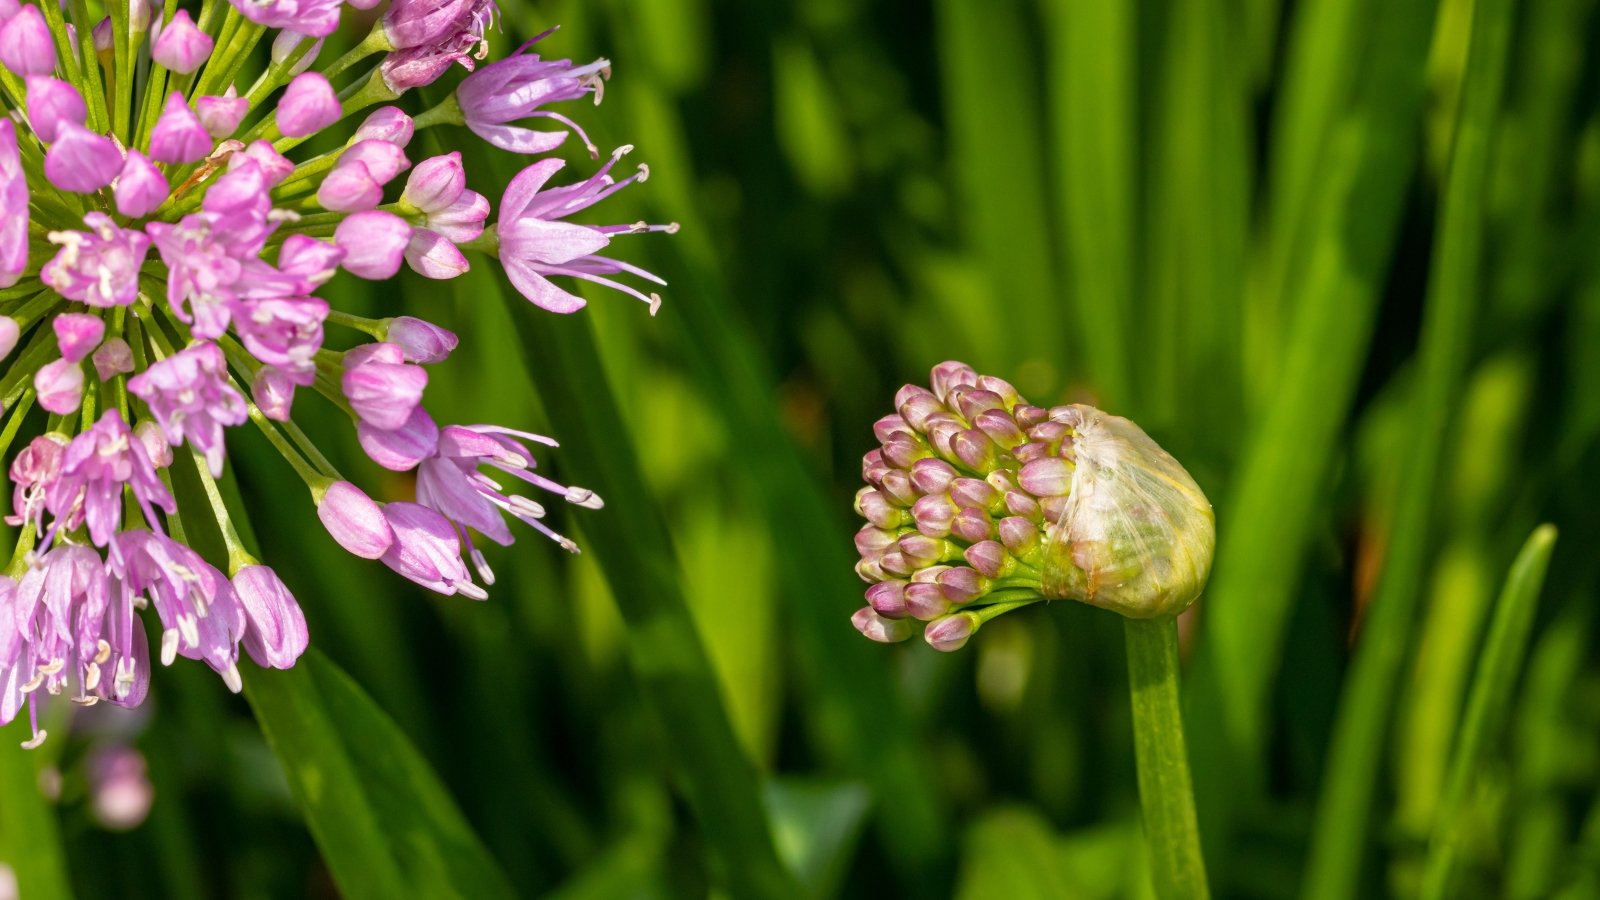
[0,0,674,746]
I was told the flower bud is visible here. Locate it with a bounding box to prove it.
[196,88,250,139]
[148,92,211,164]
[271,30,322,75]
[35,358,83,414]
[354,106,415,147]
[276,72,340,138]
[234,565,308,669]
[52,312,103,363]
[26,77,86,143]
[852,607,915,644]
[0,6,54,76]
[357,406,439,471]
[335,210,411,279]
[45,122,120,193]
[134,420,171,468]
[386,316,458,363]
[318,480,394,559]
[150,10,212,74]
[115,150,169,218]
[850,361,1216,649]
[924,613,977,652]
[0,316,18,360]
[87,746,153,830]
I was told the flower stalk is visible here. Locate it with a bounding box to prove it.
[1125,616,1210,899]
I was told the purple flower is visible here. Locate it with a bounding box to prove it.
[115,530,245,689]
[228,0,342,38]
[496,150,674,315]
[416,423,599,552]
[388,316,459,363]
[335,210,411,279]
[149,92,213,163]
[342,342,427,430]
[358,405,439,471]
[0,5,54,75]
[52,312,104,363]
[233,565,308,669]
[42,213,154,308]
[34,358,84,414]
[46,410,176,549]
[127,342,249,477]
[93,337,134,380]
[0,120,26,287]
[7,434,67,532]
[354,106,415,145]
[232,295,328,382]
[455,37,608,154]
[196,87,250,139]
[379,0,496,92]
[379,502,487,599]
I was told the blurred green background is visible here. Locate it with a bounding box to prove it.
[5,0,1600,896]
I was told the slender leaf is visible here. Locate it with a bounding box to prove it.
[0,722,73,900]
[245,650,518,900]
[1184,0,1442,856]
[1300,0,1517,893]
[1421,524,1557,899]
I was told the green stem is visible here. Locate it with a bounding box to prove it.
[1125,616,1210,900]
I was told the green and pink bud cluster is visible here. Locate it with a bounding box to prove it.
[853,362,1215,652]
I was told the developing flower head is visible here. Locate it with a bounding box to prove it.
[852,362,1215,652]
[0,2,673,747]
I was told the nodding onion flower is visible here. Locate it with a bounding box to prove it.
[852,362,1215,652]
[0,0,675,747]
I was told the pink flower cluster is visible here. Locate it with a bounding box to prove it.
[0,0,671,747]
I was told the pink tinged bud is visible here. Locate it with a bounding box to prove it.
[904,582,949,621]
[232,140,294,185]
[52,312,103,363]
[342,139,410,185]
[882,434,924,469]
[1014,441,1049,464]
[402,152,465,210]
[0,6,53,75]
[148,92,212,164]
[975,409,1026,448]
[196,89,249,139]
[950,508,992,543]
[318,480,395,559]
[873,414,912,444]
[404,229,470,279]
[114,150,169,218]
[251,367,296,420]
[0,316,18,360]
[953,388,1005,422]
[234,565,308,669]
[317,161,383,212]
[952,429,997,471]
[908,458,957,495]
[930,361,979,402]
[878,551,912,577]
[357,405,439,471]
[852,607,915,643]
[92,17,111,55]
[354,106,415,146]
[271,30,322,75]
[856,489,904,530]
[343,357,427,431]
[276,72,340,138]
[998,516,1039,554]
[379,501,484,599]
[35,358,84,414]
[865,580,908,618]
[963,540,1009,579]
[853,525,897,559]
[924,614,976,652]
[334,210,411,278]
[950,477,998,511]
[1019,457,1073,497]
[1005,491,1042,521]
[898,533,951,568]
[911,494,954,538]
[91,337,132,380]
[386,316,457,363]
[44,122,122,193]
[25,77,86,143]
[862,449,890,485]
[1040,495,1070,525]
[878,469,916,506]
[150,10,211,73]
[135,420,171,467]
[937,567,989,603]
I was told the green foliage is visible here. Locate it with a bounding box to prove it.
[7,0,1600,897]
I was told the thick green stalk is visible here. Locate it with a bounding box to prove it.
[1420,525,1557,899]
[1300,0,1516,894]
[0,729,73,900]
[1126,617,1209,900]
